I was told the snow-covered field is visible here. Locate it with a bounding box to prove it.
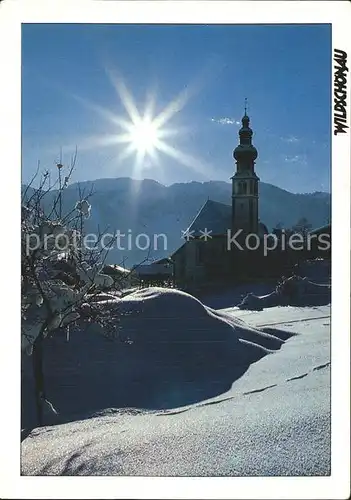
[21,286,330,476]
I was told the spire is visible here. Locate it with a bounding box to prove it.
[239,99,252,145]
[242,97,250,127]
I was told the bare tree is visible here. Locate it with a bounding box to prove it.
[272,221,284,238]
[292,217,312,238]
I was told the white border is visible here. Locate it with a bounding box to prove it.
[0,1,350,498]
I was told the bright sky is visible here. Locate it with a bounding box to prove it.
[22,23,331,193]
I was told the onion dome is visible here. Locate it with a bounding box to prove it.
[233,143,258,162]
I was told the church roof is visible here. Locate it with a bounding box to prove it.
[186,199,232,236]
[185,198,269,238]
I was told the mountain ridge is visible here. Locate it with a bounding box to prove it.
[65,177,330,196]
[22,177,331,266]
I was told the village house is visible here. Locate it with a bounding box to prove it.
[135,257,173,285]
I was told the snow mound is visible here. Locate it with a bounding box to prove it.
[22,287,294,427]
[296,259,330,284]
[238,276,331,311]
[91,287,288,349]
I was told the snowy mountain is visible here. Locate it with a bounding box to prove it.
[22,177,331,266]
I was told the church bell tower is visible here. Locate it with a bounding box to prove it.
[231,100,260,234]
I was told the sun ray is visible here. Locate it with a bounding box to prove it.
[146,144,160,165]
[135,148,147,172]
[70,92,130,130]
[115,143,137,164]
[105,67,141,125]
[144,86,157,123]
[152,70,207,130]
[153,87,192,129]
[155,141,218,179]
[45,132,133,156]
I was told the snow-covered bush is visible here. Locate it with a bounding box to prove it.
[21,154,115,425]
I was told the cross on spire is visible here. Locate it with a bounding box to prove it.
[244,97,248,115]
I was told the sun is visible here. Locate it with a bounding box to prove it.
[127,118,160,155]
[67,67,218,180]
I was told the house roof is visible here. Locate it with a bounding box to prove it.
[104,264,130,274]
[136,262,173,276]
[153,257,172,265]
[186,199,232,236]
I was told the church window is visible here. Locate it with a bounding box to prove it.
[238,181,247,194]
[196,242,206,265]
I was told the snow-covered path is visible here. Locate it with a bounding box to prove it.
[21,304,330,476]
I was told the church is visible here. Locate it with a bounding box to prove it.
[171,105,268,288]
